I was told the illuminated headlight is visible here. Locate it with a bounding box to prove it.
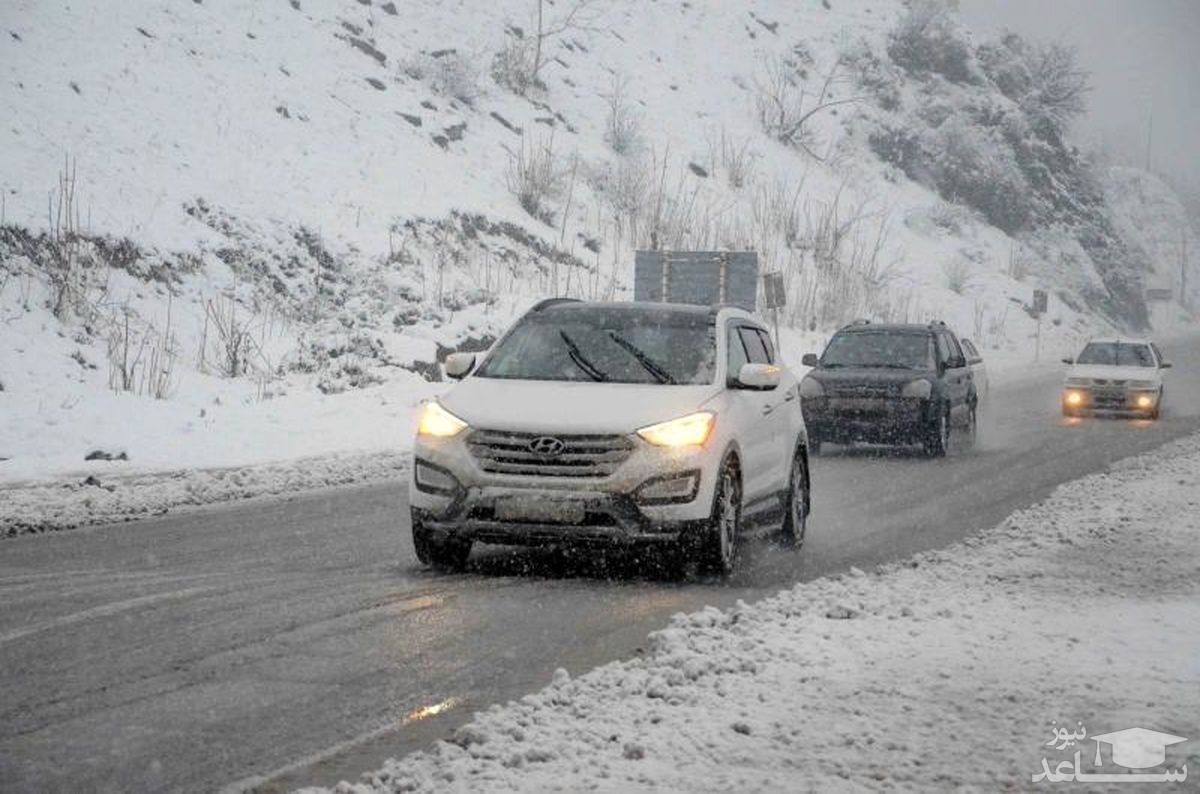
[417,401,468,437]
[1064,389,1086,406]
[1065,377,1091,387]
[1135,393,1156,409]
[637,411,715,447]
[799,377,825,398]
[414,459,460,495]
[901,379,932,399]
[635,470,701,505]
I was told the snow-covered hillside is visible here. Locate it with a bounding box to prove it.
[1,0,1196,497]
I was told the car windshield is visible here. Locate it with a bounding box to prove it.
[1076,342,1155,367]
[475,307,716,385]
[821,332,934,370]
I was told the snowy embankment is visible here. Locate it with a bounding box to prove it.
[316,434,1200,793]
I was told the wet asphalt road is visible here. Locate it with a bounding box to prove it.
[2,341,1198,792]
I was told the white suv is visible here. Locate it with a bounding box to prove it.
[409,299,811,575]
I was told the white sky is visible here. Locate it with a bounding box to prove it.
[958,0,1200,184]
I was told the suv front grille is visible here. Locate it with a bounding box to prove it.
[467,429,634,478]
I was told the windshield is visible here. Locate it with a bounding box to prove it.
[1076,342,1155,367]
[821,332,934,370]
[475,308,716,384]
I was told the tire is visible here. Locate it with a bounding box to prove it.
[780,449,810,548]
[697,456,743,576]
[412,511,471,572]
[964,402,978,450]
[923,404,949,458]
[1150,388,1163,420]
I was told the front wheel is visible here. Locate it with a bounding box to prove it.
[412,512,471,572]
[696,457,742,576]
[923,405,949,458]
[964,403,978,449]
[780,449,810,548]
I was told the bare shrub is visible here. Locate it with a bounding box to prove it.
[401,50,483,106]
[491,35,538,95]
[201,294,262,378]
[602,74,642,156]
[506,133,567,223]
[1007,241,1033,281]
[754,55,857,159]
[1020,41,1090,132]
[45,157,85,320]
[712,129,755,189]
[942,258,973,294]
[106,299,177,399]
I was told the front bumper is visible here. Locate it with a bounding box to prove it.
[802,397,928,444]
[410,431,719,547]
[1062,387,1158,414]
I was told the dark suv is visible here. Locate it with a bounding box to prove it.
[798,321,978,457]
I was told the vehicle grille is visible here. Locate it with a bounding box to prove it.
[830,385,896,398]
[467,429,634,478]
[1092,379,1127,387]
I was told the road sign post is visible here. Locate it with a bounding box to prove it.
[1032,289,1048,363]
[762,271,786,352]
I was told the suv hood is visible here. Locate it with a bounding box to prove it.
[808,368,932,394]
[441,377,721,434]
[1066,364,1161,384]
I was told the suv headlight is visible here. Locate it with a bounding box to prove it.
[799,377,824,398]
[901,379,932,399]
[637,411,715,447]
[417,401,469,437]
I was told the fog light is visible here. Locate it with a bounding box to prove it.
[1064,390,1085,407]
[635,471,700,505]
[414,459,460,495]
[1136,394,1154,409]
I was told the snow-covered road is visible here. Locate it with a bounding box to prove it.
[323,433,1200,793]
[2,355,1200,792]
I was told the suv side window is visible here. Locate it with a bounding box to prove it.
[738,326,770,365]
[934,333,953,368]
[961,339,979,363]
[755,329,776,364]
[727,325,750,378]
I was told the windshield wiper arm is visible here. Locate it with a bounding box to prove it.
[606,331,676,384]
[559,331,609,382]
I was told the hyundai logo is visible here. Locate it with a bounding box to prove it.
[528,436,566,456]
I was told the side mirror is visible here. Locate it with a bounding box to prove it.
[1161,361,1173,369]
[735,363,781,390]
[444,352,477,380]
[801,353,819,368]
[1061,357,1074,365]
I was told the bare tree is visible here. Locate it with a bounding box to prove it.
[755,55,859,159]
[494,0,599,95]
[1022,41,1090,131]
[602,74,642,155]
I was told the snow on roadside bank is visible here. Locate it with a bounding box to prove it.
[314,435,1200,793]
[0,450,406,537]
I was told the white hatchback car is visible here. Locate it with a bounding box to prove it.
[1061,338,1172,418]
[409,299,811,575]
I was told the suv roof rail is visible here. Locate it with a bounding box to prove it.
[927,319,947,328]
[529,297,581,313]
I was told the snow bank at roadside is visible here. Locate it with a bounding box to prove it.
[0,450,406,536]
[317,434,1200,792]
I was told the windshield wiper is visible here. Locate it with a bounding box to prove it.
[559,330,610,382]
[606,330,676,384]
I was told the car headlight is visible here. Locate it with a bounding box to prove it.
[417,401,469,437]
[1065,377,1091,387]
[637,411,715,447]
[901,379,932,399]
[798,377,825,398]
